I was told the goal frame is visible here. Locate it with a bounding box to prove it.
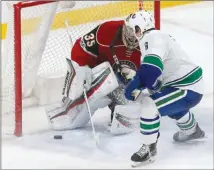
[12,0,160,137]
[139,0,160,29]
[13,1,55,137]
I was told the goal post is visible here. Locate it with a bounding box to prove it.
[1,1,160,137]
[3,1,62,137]
[139,0,160,29]
[13,1,57,137]
[154,0,160,29]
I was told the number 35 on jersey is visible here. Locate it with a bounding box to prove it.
[80,26,99,57]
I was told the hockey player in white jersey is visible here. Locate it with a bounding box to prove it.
[123,11,205,166]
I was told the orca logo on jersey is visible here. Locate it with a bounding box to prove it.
[112,60,137,73]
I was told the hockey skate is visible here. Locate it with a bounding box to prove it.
[173,123,205,142]
[131,142,157,168]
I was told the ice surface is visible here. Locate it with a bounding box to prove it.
[2,95,213,169]
[2,2,213,169]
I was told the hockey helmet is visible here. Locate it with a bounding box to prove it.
[124,10,155,40]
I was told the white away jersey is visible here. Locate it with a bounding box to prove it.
[139,30,204,94]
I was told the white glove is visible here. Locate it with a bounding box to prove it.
[121,67,136,80]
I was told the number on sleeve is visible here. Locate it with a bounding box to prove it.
[80,26,99,57]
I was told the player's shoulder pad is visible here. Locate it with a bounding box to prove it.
[96,20,124,47]
[140,30,166,53]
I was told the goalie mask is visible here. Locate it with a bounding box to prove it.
[122,23,139,50]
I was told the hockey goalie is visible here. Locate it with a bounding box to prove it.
[46,19,143,134]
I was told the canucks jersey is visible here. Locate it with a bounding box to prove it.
[137,29,204,94]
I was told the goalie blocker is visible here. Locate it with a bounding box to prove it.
[46,61,140,134]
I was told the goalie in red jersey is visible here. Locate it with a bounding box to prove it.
[46,19,142,135]
[72,20,141,69]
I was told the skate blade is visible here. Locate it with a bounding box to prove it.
[131,156,155,168]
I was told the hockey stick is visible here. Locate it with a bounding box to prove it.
[65,20,74,46]
[83,80,100,147]
[65,20,100,147]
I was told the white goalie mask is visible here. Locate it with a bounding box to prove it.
[124,10,155,40]
[122,23,139,50]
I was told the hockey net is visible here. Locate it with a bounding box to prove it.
[1,1,160,137]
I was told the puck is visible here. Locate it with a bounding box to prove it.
[54,135,62,139]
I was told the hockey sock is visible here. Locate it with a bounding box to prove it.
[176,111,197,135]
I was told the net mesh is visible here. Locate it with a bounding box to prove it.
[1,1,156,136]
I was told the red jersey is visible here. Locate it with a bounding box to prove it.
[71,20,141,72]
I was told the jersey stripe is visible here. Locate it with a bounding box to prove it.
[155,90,187,109]
[163,66,202,88]
[142,55,164,72]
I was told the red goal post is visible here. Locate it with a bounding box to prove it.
[2,1,160,137]
[139,0,160,29]
[14,1,57,137]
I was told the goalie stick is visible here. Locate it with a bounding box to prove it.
[64,20,100,147]
[83,80,100,147]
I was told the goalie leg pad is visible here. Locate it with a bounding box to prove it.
[46,96,111,130]
[90,61,119,97]
[46,62,118,130]
[67,60,92,101]
[110,103,141,135]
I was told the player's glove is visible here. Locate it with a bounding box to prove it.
[147,79,162,95]
[116,67,136,85]
[124,75,145,101]
[116,71,129,85]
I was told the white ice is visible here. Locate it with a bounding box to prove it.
[2,2,213,169]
